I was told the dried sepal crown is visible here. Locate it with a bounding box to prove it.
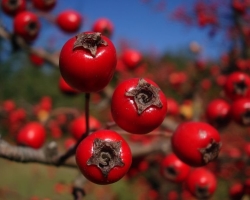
[73,32,108,57]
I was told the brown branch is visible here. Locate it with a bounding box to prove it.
[0,24,59,67]
[0,138,77,168]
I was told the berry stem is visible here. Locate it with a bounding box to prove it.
[55,93,91,166]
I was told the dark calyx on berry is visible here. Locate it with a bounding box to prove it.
[73,32,107,57]
[242,109,250,125]
[195,185,210,199]
[199,139,222,164]
[6,0,20,9]
[87,138,124,178]
[233,80,248,95]
[126,78,163,115]
[164,165,178,179]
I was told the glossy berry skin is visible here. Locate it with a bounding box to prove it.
[76,130,132,185]
[166,98,179,116]
[59,32,117,92]
[56,10,82,33]
[1,0,26,16]
[224,72,250,101]
[160,153,191,183]
[13,11,40,42]
[185,168,217,199]
[58,76,79,95]
[230,98,250,126]
[205,98,231,127]
[64,137,76,150]
[92,17,114,38]
[121,49,142,69]
[32,0,56,11]
[171,121,221,167]
[16,122,46,149]
[111,78,168,134]
[70,116,101,140]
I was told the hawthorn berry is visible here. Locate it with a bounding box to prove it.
[121,49,142,69]
[59,32,117,92]
[58,76,80,95]
[56,10,82,33]
[205,98,231,128]
[171,121,221,167]
[1,0,26,17]
[69,115,101,140]
[230,98,250,126]
[16,122,46,149]
[75,130,132,184]
[185,168,217,199]
[160,152,191,183]
[166,98,179,116]
[13,11,40,42]
[224,71,250,101]
[111,78,168,134]
[92,17,114,38]
[32,0,56,11]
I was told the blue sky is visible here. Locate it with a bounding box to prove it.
[1,0,228,60]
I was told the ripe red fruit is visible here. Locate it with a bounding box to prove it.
[75,130,132,184]
[160,153,191,183]
[121,49,142,69]
[92,17,114,38]
[111,78,168,134]
[13,11,40,42]
[32,0,56,11]
[70,116,101,140]
[1,0,26,16]
[229,182,244,200]
[56,10,82,33]
[205,98,231,127]
[2,99,16,113]
[166,98,179,116]
[16,122,46,149]
[185,168,217,199]
[224,71,250,101]
[59,32,117,92]
[230,98,250,126]
[29,53,44,66]
[58,76,80,95]
[171,121,221,167]
[64,137,76,150]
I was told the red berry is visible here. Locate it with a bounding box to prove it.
[13,11,40,42]
[229,182,244,200]
[56,10,82,33]
[160,152,191,183]
[70,115,101,140]
[224,71,250,101]
[185,168,217,199]
[64,137,76,150]
[111,78,168,134]
[121,49,142,69]
[32,0,56,11]
[1,0,26,16]
[2,99,16,113]
[92,17,114,38]
[59,32,117,92]
[75,130,132,184]
[205,98,231,127]
[16,122,46,149]
[166,98,179,116]
[29,53,44,66]
[230,98,250,126]
[58,76,80,95]
[171,121,221,167]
